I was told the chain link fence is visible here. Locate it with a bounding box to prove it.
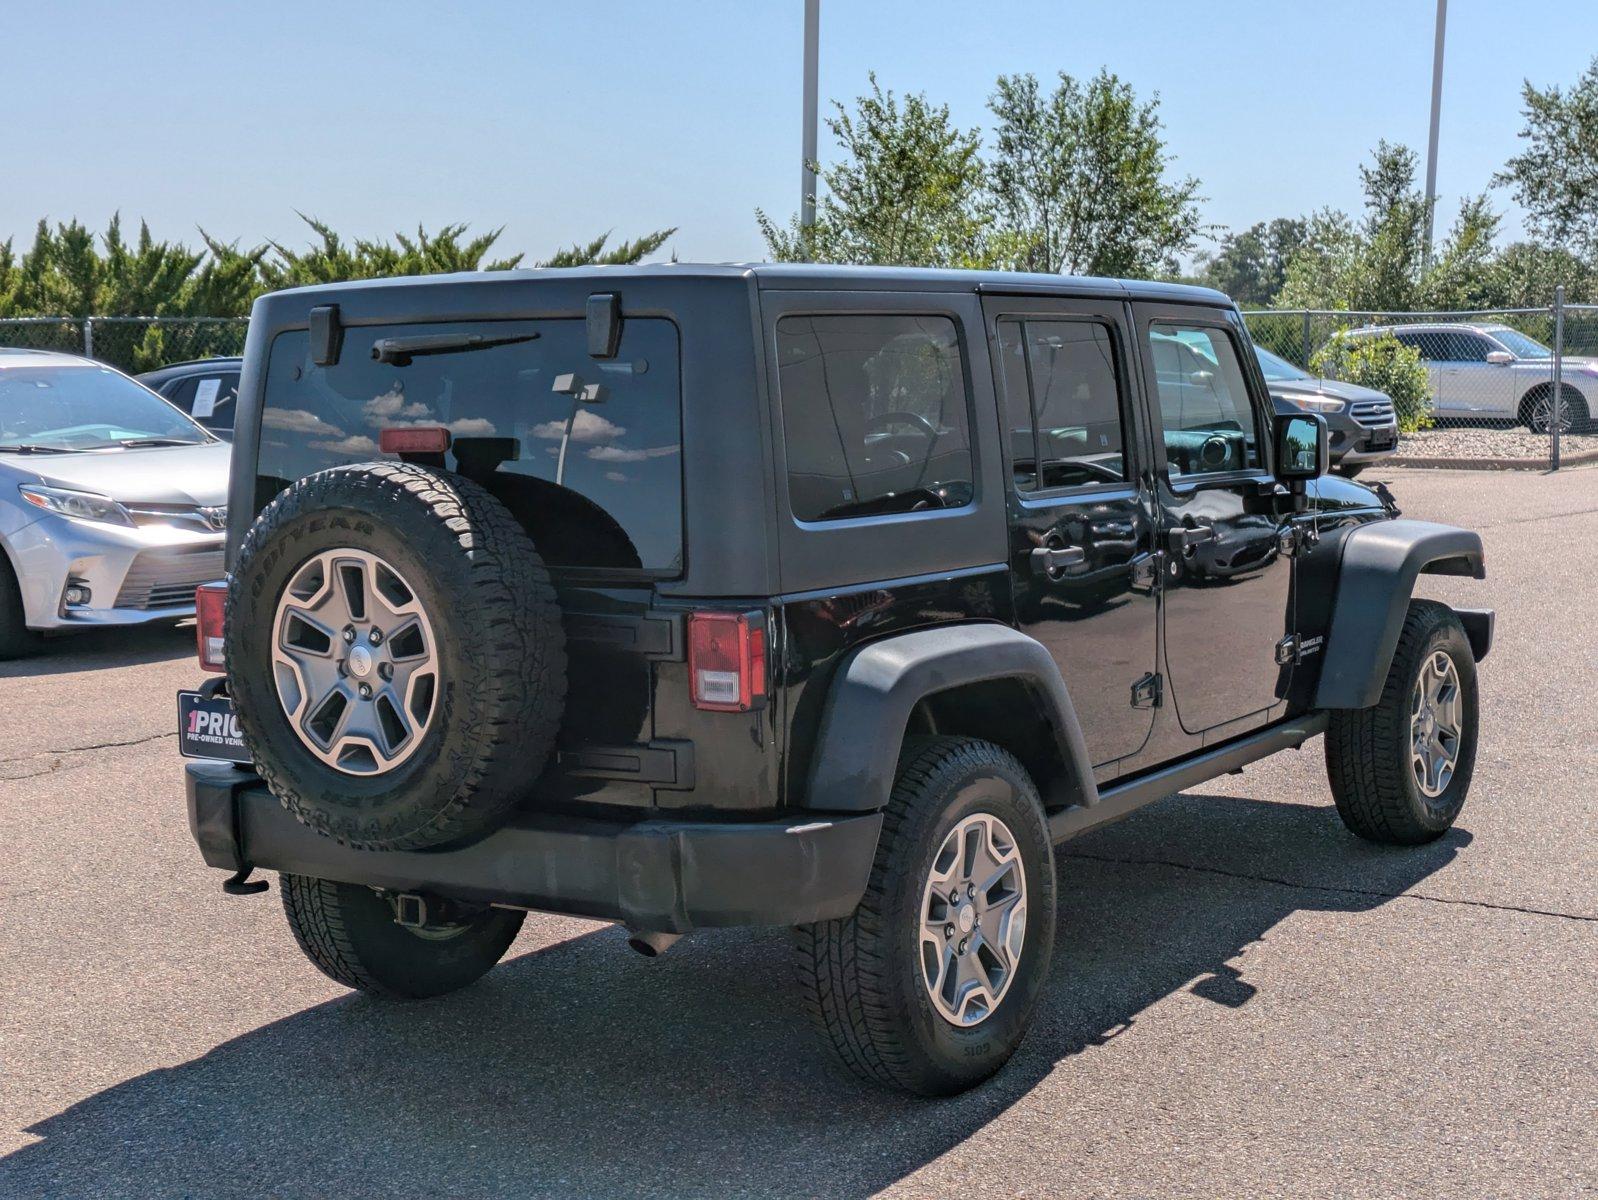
[0,316,249,376]
[1245,294,1597,470]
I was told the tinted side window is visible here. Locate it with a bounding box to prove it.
[1438,332,1489,362]
[776,314,974,522]
[997,319,1127,491]
[1148,324,1260,476]
[259,318,683,574]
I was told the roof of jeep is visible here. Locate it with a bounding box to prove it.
[262,262,1231,306]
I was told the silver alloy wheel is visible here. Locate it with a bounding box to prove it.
[919,812,1028,1027]
[1410,649,1462,799]
[1530,391,1573,434]
[271,548,439,776]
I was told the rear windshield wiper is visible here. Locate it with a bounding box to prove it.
[371,331,539,366]
[0,443,71,454]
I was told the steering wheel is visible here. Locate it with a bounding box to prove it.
[864,411,939,441]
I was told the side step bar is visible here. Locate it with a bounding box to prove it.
[1048,713,1329,844]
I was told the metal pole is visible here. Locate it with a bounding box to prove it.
[1422,0,1447,270]
[1302,310,1312,368]
[1551,284,1564,470]
[83,317,94,359]
[800,0,820,231]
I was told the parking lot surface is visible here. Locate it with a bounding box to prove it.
[2,467,1594,1199]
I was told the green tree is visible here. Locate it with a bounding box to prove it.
[757,74,1008,268]
[1494,56,1598,257]
[1483,242,1597,307]
[1196,218,1307,305]
[987,69,1204,277]
[1278,142,1499,312]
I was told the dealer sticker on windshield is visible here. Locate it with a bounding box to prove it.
[177,690,251,763]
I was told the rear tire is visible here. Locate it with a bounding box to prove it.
[1325,600,1478,844]
[280,873,524,999]
[794,736,1056,1095]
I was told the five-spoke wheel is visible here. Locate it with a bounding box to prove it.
[271,548,439,776]
[919,813,1028,1027]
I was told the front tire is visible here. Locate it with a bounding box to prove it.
[1325,600,1478,844]
[0,556,42,661]
[794,736,1056,1095]
[280,874,525,999]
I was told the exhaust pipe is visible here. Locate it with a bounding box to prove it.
[626,929,682,958]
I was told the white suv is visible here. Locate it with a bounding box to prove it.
[1346,322,1595,433]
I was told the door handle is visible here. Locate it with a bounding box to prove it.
[1029,545,1085,576]
[1167,524,1217,554]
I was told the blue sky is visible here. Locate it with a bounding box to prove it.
[6,1,1594,267]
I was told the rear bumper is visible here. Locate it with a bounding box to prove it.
[186,761,882,933]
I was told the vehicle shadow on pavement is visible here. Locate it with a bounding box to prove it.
[0,622,194,679]
[0,793,1468,1200]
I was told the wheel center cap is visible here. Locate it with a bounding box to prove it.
[956,903,976,935]
[348,644,374,679]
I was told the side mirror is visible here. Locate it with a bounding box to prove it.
[1485,350,1513,365]
[1274,412,1328,483]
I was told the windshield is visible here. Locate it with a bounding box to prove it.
[0,365,211,451]
[1254,345,1312,382]
[1485,327,1553,360]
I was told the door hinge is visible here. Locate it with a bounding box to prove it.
[1278,522,1321,557]
[1275,633,1325,666]
[1131,671,1162,709]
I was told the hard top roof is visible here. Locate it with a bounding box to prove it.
[266,261,1231,306]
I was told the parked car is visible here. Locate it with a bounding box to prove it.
[1345,322,1595,432]
[1255,345,1398,477]
[0,349,229,657]
[137,357,243,439]
[179,265,1490,1096]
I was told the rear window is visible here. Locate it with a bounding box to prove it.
[257,318,683,575]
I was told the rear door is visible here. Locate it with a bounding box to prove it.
[1134,303,1296,737]
[984,295,1159,773]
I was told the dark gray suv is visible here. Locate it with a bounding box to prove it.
[1257,346,1398,477]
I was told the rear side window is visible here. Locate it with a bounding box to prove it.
[996,319,1127,491]
[776,314,974,522]
[258,318,683,575]
[168,373,239,430]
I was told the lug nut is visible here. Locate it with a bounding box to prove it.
[378,662,394,681]
[342,627,356,643]
[966,883,976,898]
[944,924,955,939]
[957,939,968,955]
[369,628,383,645]
[358,683,373,699]
[949,890,960,905]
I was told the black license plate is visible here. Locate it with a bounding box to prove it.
[177,690,251,763]
[1368,430,1396,449]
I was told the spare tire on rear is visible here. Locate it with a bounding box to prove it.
[227,461,566,850]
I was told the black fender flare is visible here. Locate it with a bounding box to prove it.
[1313,519,1486,710]
[804,623,1098,814]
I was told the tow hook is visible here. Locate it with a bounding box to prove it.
[222,866,270,896]
[626,929,682,958]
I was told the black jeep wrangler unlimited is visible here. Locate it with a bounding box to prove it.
[182,264,1491,1096]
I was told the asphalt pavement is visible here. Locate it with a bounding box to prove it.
[1,466,1594,1199]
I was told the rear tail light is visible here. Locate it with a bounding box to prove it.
[196,582,227,673]
[687,611,767,712]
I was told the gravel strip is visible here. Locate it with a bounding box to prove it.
[1383,424,1598,467]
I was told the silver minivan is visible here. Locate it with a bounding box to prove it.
[0,349,228,656]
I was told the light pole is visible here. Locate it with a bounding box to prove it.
[800,0,819,231]
[1422,0,1447,270]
